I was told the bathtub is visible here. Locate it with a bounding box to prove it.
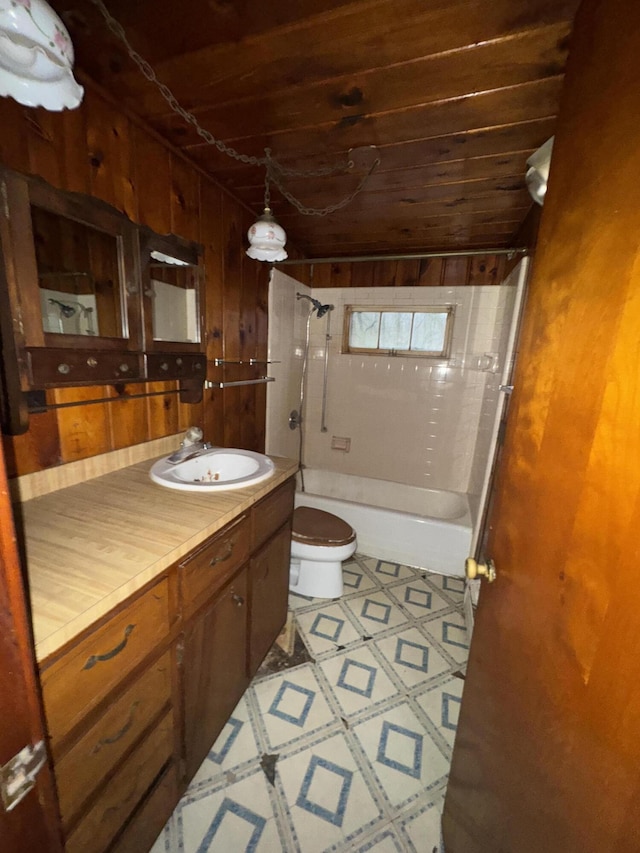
[295,469,472,576]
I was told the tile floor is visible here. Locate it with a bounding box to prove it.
[151,554,469,853]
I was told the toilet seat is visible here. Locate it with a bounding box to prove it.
[292,506,356,547]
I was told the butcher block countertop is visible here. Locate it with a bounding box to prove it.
[15,444,298,663]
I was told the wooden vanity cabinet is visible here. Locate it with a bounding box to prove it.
[180,477,295,783]
[39,578,179,853]
[38,475,295,852]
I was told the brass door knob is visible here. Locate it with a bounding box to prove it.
[465,557,496,582]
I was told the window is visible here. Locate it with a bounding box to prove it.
[343,305,454,357]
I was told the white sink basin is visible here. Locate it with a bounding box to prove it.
[150,448,275,492]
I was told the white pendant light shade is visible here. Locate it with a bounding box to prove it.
[246,208,288,262]
[0,0,83,110]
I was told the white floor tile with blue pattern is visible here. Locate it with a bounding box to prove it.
[151,554,469,853]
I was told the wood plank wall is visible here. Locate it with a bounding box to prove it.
[286,253,508,289]
[0,84,276,477]
[0,82,524,479]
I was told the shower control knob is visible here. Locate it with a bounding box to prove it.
[465,557,497,583]
[288,409,301,430]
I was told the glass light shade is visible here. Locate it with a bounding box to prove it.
[525,136,554,206]
[0,0,83,110]
[246,207,287,262]
[150,250,190,266]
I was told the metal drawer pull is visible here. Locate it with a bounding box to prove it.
[209,541,234,567]
[231,593,244,607]
[82,624,135,670]
[91,701,140,755]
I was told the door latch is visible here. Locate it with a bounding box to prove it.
[0,741,47,812]
[465,558,497,583]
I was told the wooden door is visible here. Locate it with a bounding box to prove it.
[0,440,63,849]
[443,1,640,850]
[182,567,249,782]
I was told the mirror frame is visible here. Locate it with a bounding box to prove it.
[0,166,143,354]
[139,228,204,355]
[0,168,207,432]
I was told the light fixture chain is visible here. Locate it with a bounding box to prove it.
[89,0,378,215]
[88,0,263,166]
[267,159,380,216]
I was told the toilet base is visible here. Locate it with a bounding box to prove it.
[289,556,344,599]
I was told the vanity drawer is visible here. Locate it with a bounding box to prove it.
[41,579,171,748]
[64,710,174,853]
[110,763,179,853]
[55,649,173,827]
[179,514,251,617]
[252,477,295,550]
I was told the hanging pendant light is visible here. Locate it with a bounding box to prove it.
[87,3,381,260]
[246,207,288,262]
[0,0,83,110]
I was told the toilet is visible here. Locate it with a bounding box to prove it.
[289,506,357,598]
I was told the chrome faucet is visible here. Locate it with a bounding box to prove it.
[168,427,212,464]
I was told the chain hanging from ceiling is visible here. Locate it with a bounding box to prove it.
[88,0,380,218]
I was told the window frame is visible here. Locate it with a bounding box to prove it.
[342,304,455,358]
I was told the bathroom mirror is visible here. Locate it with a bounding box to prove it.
[0,166,142,355]
[140,229,204,353]
[32,206,125,339]
[0,167,204,412]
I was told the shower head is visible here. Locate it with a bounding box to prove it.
[316,303,334,318]
[296,292,334,318]
[48,298,77,318]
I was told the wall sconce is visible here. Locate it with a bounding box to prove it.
[0,0,83,110]
[526,137,554,206]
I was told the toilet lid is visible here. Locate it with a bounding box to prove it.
[292,506,356,547]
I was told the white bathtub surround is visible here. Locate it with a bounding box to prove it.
[297,285,518,496]
[296,470,472,577]
[266,275,521,580]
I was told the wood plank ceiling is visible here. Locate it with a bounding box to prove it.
[56,0,581,258]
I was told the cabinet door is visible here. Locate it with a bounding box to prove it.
[248,524,291,676]
[183,567,249,782]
